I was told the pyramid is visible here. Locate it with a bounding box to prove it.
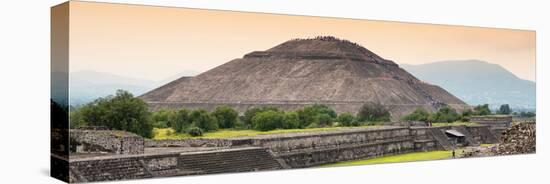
[140,36,469,119]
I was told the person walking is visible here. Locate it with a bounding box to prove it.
[452,149,456,158]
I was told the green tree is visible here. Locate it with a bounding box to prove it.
[316,114,333,127]
[357,103,390,122]
[473,104,491,115]
[336,113,356,126]
[433,106,460,123]
[212,106,239,129]
[243,106,279,128]
[402,108,430,122]
[252,110,284,131]
[71,90,153,138]
[151,109,176,128]
[497,104,512,115]
[172,109,190,133]
[519,111,536,118]
[189,109,218,131]
[296,104,337,128]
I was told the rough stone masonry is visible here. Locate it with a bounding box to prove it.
[68,124,500,182]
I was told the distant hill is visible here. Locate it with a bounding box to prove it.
[68,71,155,106]
[67,70,200,106]
[401,60,535,111]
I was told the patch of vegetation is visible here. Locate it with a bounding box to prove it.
[70,90,153,138]
[212,106,239,129]
[497,104,511,115]
[402,108,430,122]
[321,149,463,167]
[152,125,379,140]
[187,127,204,137]
[401,103,508,125]
[473,104,491,116]
[356,103,390,123]
[336,113,357,127]
[432,122,480,126]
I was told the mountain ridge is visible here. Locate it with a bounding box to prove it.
[401,60,535,110]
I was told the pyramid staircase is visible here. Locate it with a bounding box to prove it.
[428,129,453,150]
[177,147,282,174]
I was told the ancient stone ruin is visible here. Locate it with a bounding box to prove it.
[69,127,144,155]
[496,122,536,155]
[140,36,469,119]
[68,124,503,182]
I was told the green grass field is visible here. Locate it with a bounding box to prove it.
[153,121,481,140]
[153,126,379,140]
[432,122,479,126]
[320,149,462,167]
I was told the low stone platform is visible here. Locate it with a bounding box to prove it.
[68,125,502,182]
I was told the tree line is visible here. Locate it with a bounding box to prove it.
[70,90,393,138]
[70,90,534,138]
[401,104,531,122]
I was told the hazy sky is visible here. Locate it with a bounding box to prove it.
[69,1,536,81]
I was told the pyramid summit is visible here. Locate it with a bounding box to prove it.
[140,36,469,119]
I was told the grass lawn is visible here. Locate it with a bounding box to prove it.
[432,122,479,126]
[153,126,378,140]
[320,149,462,167]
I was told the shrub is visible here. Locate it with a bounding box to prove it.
[297,104,337,128]
[306,122,319,129]
[190,109,219,132]
[188,127,204,137]
[461,109,473,117]
[433,106,460,123]
[152,109,176,128]
[519,111,535,118]
[153,121,168,128]
[316,114,332,127]
[172,109,190,133]
[473,104,491,115]
[336,113,356,126]
[357,103,390,122]
[402,108,430,122]
[251,110,284,131]
[243,106,279,128]
[212,106,239,129]
[282,112,300,129]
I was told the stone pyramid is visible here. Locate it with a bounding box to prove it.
[140,36,469,119]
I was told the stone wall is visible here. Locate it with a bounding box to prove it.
[145,139,234,148]
[69,147,280,183]
[470,116,513,127]
[276,138,413,168]
[246,127,411,153]
[71,125,501,182]
[70,129,144,155]
[143,126,500,168]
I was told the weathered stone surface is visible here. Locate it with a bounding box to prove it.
[140,36,469,119]
[496,122,536,155]
[69,129,144,155]
[69,147,280,182]
[470,115,513,127]
[69,125,502,182]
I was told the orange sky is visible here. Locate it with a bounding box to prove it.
[69,1,536,81]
